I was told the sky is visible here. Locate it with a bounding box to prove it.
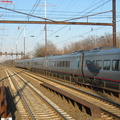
[0,0,120,61]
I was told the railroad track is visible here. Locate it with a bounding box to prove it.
[4,67,74,120]
[12,68,120,120]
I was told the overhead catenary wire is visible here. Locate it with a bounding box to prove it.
[63,10,112,22]
[16,0,42,45]
[36,1,112,47]
[0,6,55,21]
[25,0,115,52]
[0,0,118,58]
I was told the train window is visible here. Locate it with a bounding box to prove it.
[49,61,51,67]
[59,61,60,67]
[96,60,102,69]
[118,61,120,71]
[48,61,50,66]
[103,60,110,70]
[63,61,65,67]
[67,61,70,67]
[112,60,117,70]
[78,61,79,68]
[55,61,57,67]
[52,61,54,67]
[34,62,37,65]
[53,61,55,67]
[64,61,66,67]
[63,61,70,67]
[61,61,63,67]
[68,61,70,67]
[60,61,62,67]
[57,61,60,67]
[112,60,120,71]
[66,61,68,67]
[27,61,30,65]
[93,60,96,66]
[51,61,53,67]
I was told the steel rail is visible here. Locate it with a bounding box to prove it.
[76,81,120,98]
[19,70,120,119]
[15,69,101,119]
[5,68,36,120]
[22,69,120,105]
[9,68,74,120]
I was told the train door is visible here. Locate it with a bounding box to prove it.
[31,59,33,68]
[79,53,84,77]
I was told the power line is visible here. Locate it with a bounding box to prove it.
[64,10,112,22]
[0,6,54,21]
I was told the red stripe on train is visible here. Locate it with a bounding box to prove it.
[49,70,120,83]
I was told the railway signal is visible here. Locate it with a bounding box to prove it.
[0,0,12,3]
[0,0,13,5]
[0,52,24,56]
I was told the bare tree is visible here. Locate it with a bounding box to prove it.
[33,41,61,57]
[33,43,45,57]
[116,32,120,48]
[62,32,120,54]
[20,52,32,59]
[47,41,59,56]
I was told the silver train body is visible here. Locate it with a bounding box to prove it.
[15,47,120,83]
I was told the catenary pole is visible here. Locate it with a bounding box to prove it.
[113,0,116,47]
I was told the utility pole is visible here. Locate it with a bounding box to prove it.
[23,27,26,59]
[42,0,55,74]
[17,26,26,59]
[36,0,55,57]
[112,0,116,47]
[44,0,47,57]
[16,37,18,59]
[0,38,2,52]
[43,0,55,56]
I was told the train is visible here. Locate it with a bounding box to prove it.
[15,46,120,84]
